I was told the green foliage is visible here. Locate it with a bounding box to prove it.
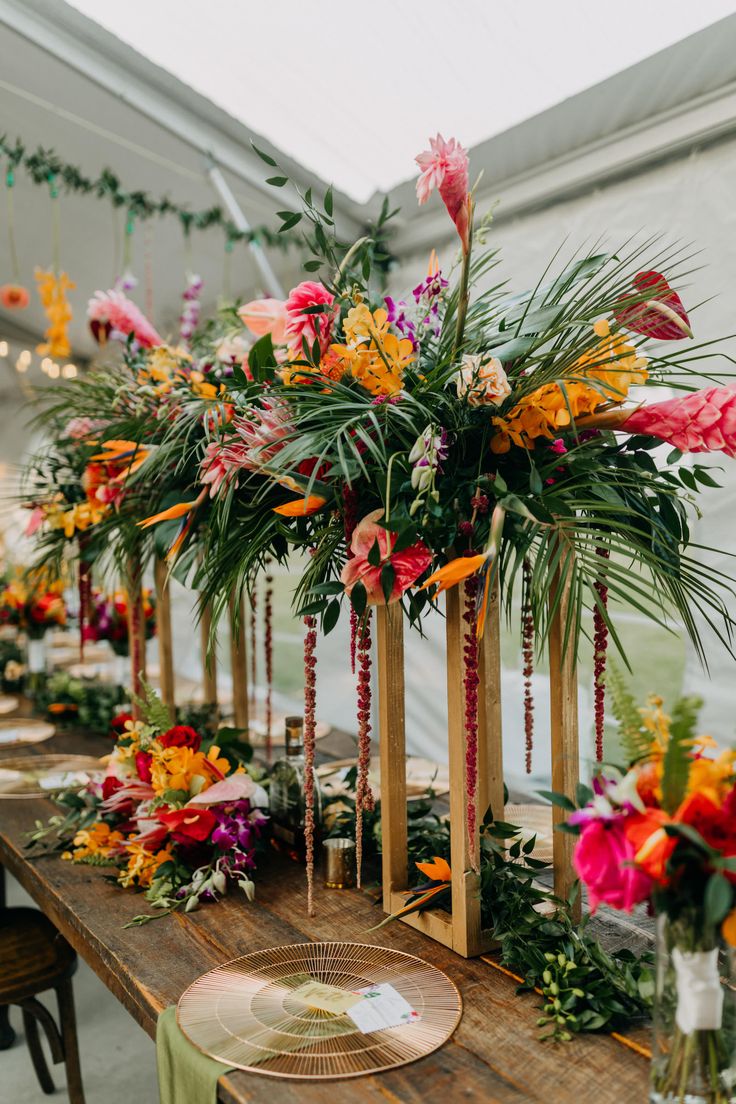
[661,694,702,814]
[131,679,174,734]
[607,662,652,763]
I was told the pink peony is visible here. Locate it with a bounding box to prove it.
[340,508,432,605]
[284,281,337,355]
[415,134,470,253]
[238,298,288,344]
[573,818,652,914]
[622,386,736,457]
[87,289,162,348]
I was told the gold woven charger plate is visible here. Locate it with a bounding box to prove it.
[0,718,55,749]
[177,941,461,1079]
[0,754,104,797]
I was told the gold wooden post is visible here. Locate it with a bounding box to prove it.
[154,557,175,713]
[477,575,504,826]
[126,553,147,718]
[200,600,218,709]
[376,604,407,913]
[548,555,581,921]
[446,584,483,957]
[229,590,249,734]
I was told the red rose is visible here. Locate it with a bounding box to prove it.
[158,725,201,751]
[158,806,216,844]
[134,751,153,784]
[110,711,133,738]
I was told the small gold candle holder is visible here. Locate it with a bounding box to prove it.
[323,837,356,889]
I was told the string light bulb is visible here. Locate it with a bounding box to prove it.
[0,340,8,357]
[41,357,53,372]
[47,362,60,379]
[62,363,77,379]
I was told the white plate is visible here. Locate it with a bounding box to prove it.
[0,696,19,715]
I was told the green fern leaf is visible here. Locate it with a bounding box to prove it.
[131,680,174,734]
[607,663,651,764]
[661,695,703,814]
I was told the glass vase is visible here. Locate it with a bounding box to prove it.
[26,634,47,698]
[651,912,736,1104]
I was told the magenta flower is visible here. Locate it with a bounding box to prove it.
[415,134,470,253]
[340,509,432,605]
[87,288,162,348]
[573,818,652,914]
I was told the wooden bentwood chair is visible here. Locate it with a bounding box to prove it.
[0,906,86,1103]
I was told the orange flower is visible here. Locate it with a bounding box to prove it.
[118,841,175,889]
[624,809,674,883]
[421,553,486,594]
[415,856,452,883]
[66,821,125,862]
[35,268,75,359]
[150,743,230,797]
[272,495,326,517]
[0,283,29,309]
[723,909,736,947]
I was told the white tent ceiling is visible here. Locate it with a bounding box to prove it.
[65,0,736,203]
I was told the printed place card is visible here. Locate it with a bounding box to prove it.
[290,977,363,1015]
[346,983,421,1033]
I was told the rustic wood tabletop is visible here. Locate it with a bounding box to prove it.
[0,717,649,1103]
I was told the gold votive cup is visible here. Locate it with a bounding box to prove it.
[323,837,356,889]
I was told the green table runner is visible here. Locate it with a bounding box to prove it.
[156,1006,233,1104]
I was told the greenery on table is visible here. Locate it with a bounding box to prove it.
[33,671,126,733]
[323,785,653,1041]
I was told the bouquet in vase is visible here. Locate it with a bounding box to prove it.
[0,576,67,638]
[563,682,736,1103]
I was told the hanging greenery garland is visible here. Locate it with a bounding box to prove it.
[0,135,297,250]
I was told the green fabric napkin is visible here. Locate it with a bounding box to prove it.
[156,1005,232,1104]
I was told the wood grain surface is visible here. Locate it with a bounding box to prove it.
[0,720,648,1103]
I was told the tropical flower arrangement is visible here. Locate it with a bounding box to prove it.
[127,133,736,892]
[0,574,66,638]
[87,587,156,657]
[562,677,736,1100]
[30,687,268,921]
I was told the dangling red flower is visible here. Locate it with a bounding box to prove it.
[522,559,535,774]
[462,577,480,869]
[264,562,274,762]
[303,615,318,916]
[355,613,374,889]
[593,547,610,761]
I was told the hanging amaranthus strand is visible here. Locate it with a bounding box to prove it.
[462,577,480,869]
[303,615,318,917]
[522,558,535,774]
[249,587,257,712]
[355,612,374,890]
[593,546,611,761]
[343,483,359,673]
[128,560,144,716]
[264,561,274,761]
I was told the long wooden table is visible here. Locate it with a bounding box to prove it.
[0,721,649,1103]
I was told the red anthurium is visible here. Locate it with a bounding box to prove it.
[614,271,692,341]
[158,806,217,844]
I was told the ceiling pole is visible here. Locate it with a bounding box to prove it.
[206,162,285,299]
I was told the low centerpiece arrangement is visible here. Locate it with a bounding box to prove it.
[30,687,267,920]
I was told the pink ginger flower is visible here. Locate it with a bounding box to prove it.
[340,508,432,605]
[415,134,470,253]
[87,289,162,348]
[239,297,288,344]
[622,386,736,457]
[230,397,294,472]
[284,281,337,355]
